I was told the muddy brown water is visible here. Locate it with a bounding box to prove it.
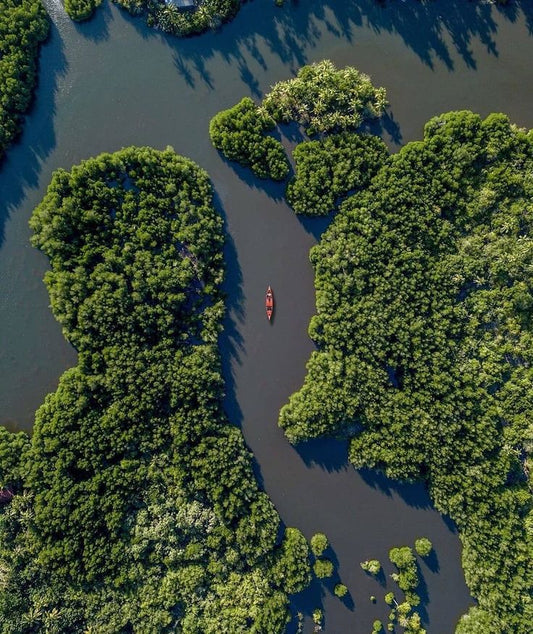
[1,0,533,630]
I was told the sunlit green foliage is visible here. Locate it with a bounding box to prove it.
[313,557,333,579]
[360,558,381,575]
[0,147,310,631]
[286,132,388,216]
[210,61,387,187]
[63,0,241,34]
[116,0,242,37]
[312,608,323,625]
[310,531,328,557]
[280,111,533,633]
[262,60,387,136]
[414,537,432,557]
[389,547,419,592]
[0,0,48,161]
[64,0,102,21]
[334,583,348,598]
[210,97,289,181]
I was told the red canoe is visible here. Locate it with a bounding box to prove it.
[266,286,274,321]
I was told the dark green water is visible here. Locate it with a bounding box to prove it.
[1,0,533,630]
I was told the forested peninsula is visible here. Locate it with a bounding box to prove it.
[280,111,533,633]
[0,0,49,161]
[0,147,310,632]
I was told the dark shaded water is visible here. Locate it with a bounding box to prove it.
[2,0,533,630]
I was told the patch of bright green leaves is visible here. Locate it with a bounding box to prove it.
[262,60,387,136]
[64,0,102,21]
[334,583,348,598]
[310,531,328,557]
[414,537,432,558]
[313,557,334,579]
[360,559,381,575]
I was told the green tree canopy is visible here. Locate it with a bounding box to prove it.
[414,537,432,558]
[286,132,389,216]
[0,0,48,161]
[280,111,533,633]
[210,97,289,181]
[262,60,387,135]
[0,147,310,632]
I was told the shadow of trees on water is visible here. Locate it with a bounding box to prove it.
[0,17,67,249]
[112,0,533,93]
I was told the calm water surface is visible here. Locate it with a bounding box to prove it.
[1,0,533,630]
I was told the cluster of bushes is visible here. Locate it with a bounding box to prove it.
[414,537,432,558]
[0,147,311,632]
[63,0,243,36]
[360,558,381,575]
[0,0,48,161]
[362,540,434,632]
[280,111,533,633]
[140,0,242,37]
[389,546,420,607]
[286,132,388,215]
[209,97,289,181]
[63,0,102,21]
[310,532,333,580]
[210,61,388,209]
[262,60,387,136]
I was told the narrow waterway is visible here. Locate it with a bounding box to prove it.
[1,0,533,630]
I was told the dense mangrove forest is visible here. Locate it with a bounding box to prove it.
[280,111,533,634]
[209,59,533,632]
[2,0,533,629]
[0,147,310,632]
[0,0,48,162]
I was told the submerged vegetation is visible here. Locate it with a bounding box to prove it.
[0,0,48,161]
[0,147,310,631]
[280,111,533,633]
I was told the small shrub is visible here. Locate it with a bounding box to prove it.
[361,559,381,575]
[414,537,433,558]
[313,558,334,579]
[334,583,348,598]
[310,532,328,557]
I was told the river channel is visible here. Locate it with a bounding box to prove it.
[1,0,533,631]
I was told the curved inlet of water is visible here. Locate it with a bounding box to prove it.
[2,0,533,629]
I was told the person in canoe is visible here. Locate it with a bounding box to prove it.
[266,286,274,321]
